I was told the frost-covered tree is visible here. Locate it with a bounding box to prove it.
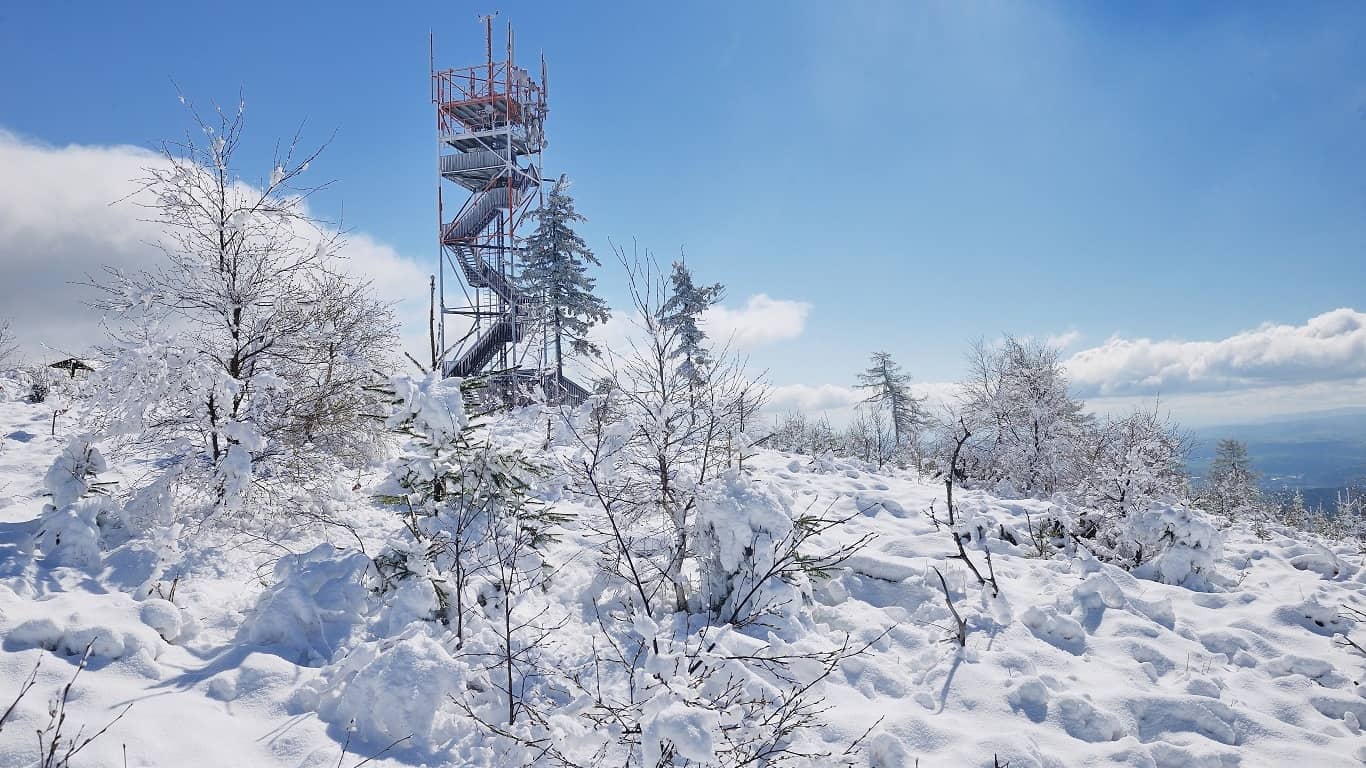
[1276,487,1309,529]
[1060,406,1199,568]
[843,405,897,469]
[856,351,929,466]
[949,336,1090,494]
[1200,439,1261,520]
[562,247,758,616]
[769,410,811,455]
[659,260,724,389]
[1332,486,1365,539]
[520,176,611,390]
[0,319,16,369]
[1074,406,1188,520]
[90,97,397,519]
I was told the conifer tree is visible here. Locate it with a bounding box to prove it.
[857,351,929,462]
[659,260,724,388]
[1202,439,1261,519]
[520,176,610,390]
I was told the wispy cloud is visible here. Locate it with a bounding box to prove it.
[1047,329,1083,350]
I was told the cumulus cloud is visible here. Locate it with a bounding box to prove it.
[702,294,810,348]
[1066,309,1366,397]
[0,130,162,357]
[0,129,430,362]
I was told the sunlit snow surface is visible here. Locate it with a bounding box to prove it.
[2,381,1364,767]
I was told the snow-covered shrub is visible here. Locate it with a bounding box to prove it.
[1099,502,1222,588]
[767,410,842,459]
[25,362,53,403]
[370,373,552,642]
[531,607,864,768]
[140,598,184,642]
[1072,406,1187,517]
[30,434,115,569]
[257,373,563,753]
[692,471,861,629]
[1025,495,1223,589]
[118,464,181,538]
[246,543,375,665]
[695,471,803,623]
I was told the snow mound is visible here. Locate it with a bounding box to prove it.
[0,588,165,662]
[139,598,184,642]
[245,543,374,665]
[304,630,464,750]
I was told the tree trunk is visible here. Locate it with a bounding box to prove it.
[553,308,563,396]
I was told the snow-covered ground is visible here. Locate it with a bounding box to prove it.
[2,388,1365,767]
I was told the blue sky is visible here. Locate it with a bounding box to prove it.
[2,1,1365,424]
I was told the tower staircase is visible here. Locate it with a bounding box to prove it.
[433,23,590,405]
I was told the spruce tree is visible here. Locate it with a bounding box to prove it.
[520,176,611,389]
[659,260,724,388]
[1203,438,1261,519]
[857,351,929,462]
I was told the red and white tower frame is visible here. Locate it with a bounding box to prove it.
[432,16,547,381]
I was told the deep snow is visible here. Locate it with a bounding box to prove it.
[2,388,1365,767]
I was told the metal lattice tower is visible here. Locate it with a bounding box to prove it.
[432,16,554,390]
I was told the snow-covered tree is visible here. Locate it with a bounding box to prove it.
[769,410,811,455]
[31,435,115,569]
[371,373,557,652]
[90,97,397,520]
[564,248,753,614]
[1276,487,1309,529]
[843,405,897,469]
[949,336,1091,495]
[0,318,16,369]
[856,351,929,466]
[1332,486,1365,539]
[659,260,724,389]
[520,175,611,391]
[1200,439,1262,521]
[1074,406,1188,520]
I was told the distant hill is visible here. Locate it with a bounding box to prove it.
[1187,408,1366,506]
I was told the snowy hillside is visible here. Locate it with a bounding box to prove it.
[3,384,1366,768]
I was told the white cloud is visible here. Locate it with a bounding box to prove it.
[587,293,811,365]
[702,294,810,349]
[0,130,163,358]
[0,129,430,363]
[763,379,958,427]
[1065,308,1366,397]
[332,232,432,362]
[766,383,863,414]
[1046,329,1082,350]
